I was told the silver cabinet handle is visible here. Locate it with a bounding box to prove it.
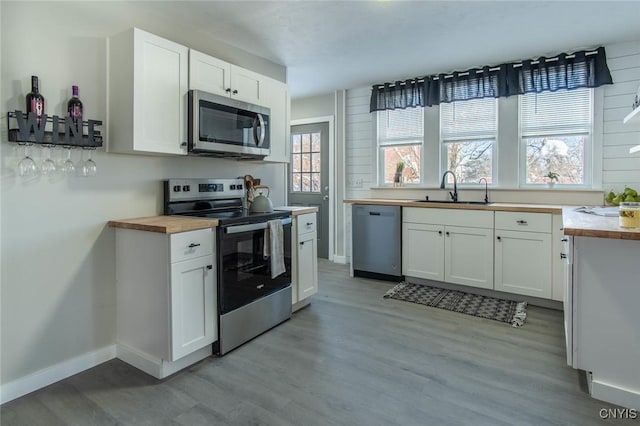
[188,243,201,248]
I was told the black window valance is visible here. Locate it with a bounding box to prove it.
[369,47,613,112]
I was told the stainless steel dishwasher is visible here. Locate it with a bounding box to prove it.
[352,204,403,281]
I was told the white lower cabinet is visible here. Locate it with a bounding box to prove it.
[402,223,445,281]
[445,225,494,289]
[494,212,552,298]
[292,212,318,310]
[115,227,216,378]
[402,208,493,290]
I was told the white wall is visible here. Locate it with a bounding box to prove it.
[0,1,286,391]
[602,41,640,190]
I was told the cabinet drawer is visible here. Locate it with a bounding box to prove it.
[170,228,214,263]
[297,213,316,237]
[495,211,551,233]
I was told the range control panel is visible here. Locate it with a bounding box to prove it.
[165,178,245,202]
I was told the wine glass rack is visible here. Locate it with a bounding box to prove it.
[6,111,103,148]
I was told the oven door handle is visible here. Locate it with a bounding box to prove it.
[224,217,292,234]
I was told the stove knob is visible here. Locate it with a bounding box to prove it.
[183,185,190,192]
[230,184,236,190]
[237,184,243,190]
[173,185,181,192]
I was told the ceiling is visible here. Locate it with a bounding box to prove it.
[136,1,640,99]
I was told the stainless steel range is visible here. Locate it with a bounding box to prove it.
[164,178,292,355]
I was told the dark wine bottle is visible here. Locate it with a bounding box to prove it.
[67,85,83,129]
[25,75,45,124]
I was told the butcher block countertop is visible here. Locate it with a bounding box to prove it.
[344,199,563,214]
[562,207,640,240]
[108,216,219,234]
[274,206,319,215]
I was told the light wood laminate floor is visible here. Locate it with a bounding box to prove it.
[1,260,634,425]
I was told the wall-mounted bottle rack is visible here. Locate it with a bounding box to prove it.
[6,111,103,148]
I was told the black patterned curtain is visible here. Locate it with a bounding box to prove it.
[369,47,613,112]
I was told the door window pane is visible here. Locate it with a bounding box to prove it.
[291,131,322,193]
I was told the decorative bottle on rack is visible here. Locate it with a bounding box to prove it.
[67,85,83,130]
[26,75,45,124]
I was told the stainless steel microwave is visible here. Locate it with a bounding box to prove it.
[187,90,270,159]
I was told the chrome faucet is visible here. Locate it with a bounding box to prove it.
[440,170,458,203]
[479,178,489,203]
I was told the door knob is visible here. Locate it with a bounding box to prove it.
[323,195,329,200]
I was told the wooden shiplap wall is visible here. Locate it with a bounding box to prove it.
[603,40,640,192]
[345,86,374,200]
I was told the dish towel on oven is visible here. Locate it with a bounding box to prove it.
[264,219,285,278]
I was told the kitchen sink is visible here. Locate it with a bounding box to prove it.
[412,199,492,206]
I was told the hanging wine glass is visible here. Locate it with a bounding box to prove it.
[40,145,57,176]
[18,144,38,177]
[83,148,97,177]
[61,147,75,176]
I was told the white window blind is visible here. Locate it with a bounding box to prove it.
[378,107,423,144]
[520,88,592,136]
[441,98,497,142]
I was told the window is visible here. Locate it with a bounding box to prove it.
[440,98,497,184]
[377,107,423,185]
[291,132,321,192]
[520,88,592,185]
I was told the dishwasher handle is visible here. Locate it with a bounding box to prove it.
[369,212,381,216]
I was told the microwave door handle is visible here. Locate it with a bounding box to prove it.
[254,113,266,147]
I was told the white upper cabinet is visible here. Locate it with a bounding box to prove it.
[189,49,265,105]
[108,28,188,155]
[188,50,231,97]
[262,77,290,163]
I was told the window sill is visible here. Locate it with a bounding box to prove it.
[370,185,603,193]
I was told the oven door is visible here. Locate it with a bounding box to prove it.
[188,90,270,157]
[218,218,292,315]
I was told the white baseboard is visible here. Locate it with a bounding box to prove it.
[332,255,347,264]
[0,345,116,405]
[116,343,211,379]
[590,376,640,410]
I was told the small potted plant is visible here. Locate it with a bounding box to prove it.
[394,161,405,187]
[546,171,559,188]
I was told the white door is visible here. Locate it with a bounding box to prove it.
[134,29,188,155]
[402,222,445,281]
[170,256,216,361]
[445,226,494,289]
[188,49,231,96]
[297,232,318,300]
[263,78,290,163]
[230,65,264,104]
[494,230,552,298]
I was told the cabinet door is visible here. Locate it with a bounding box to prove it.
[494,230,552,298]
[445,226,494,289]
[402,222,445,281]
[170,256,216,361]
[133,29,188,155]
[230,65,264,104]
[297,232,318,301]
[263,78,290,163]
[189,49,231,97]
